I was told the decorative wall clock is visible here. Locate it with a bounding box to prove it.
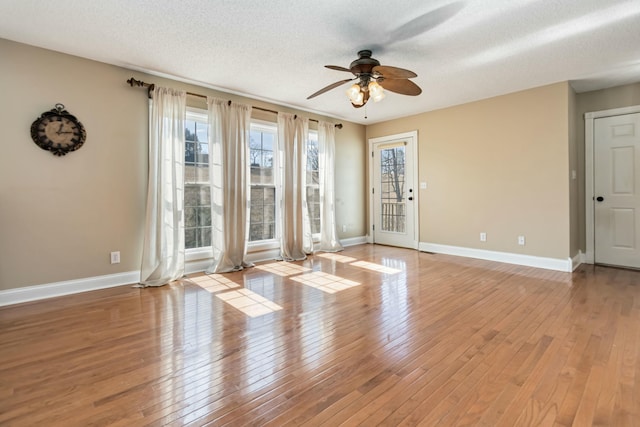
[30,103,86,156]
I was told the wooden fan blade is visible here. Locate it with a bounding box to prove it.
[307,78,354,99]
[373,65,417,79]
[378,79,422,96]
[325,65,352,73]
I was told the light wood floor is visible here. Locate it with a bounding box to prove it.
[1,244,640,426]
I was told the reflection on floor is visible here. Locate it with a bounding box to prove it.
[188,253,397,317]
[290,271,361,294]
[350,260,401,274]
[315,252,358,263]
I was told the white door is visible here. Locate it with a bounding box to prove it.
[594,113,640,268]
[370,132,417,248]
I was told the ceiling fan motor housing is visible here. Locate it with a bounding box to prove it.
[350,50,380,76]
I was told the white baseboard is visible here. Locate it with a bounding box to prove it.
[419,242,573,272]
[0,236,370,307]
[571,251,583,271]
[341,236,368,247]
[0,271,140,307]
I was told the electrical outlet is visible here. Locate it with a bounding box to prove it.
[518,236,526,246]
[480,232,487,242]
[110,251,120,264]
[342,225,347,232]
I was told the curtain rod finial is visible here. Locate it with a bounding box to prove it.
[127,77,145,88]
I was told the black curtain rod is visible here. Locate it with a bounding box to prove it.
[126,77,343,129]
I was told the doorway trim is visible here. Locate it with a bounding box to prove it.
[367,130,419,249]
[584,104,640,264]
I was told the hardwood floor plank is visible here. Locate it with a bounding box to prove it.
[1,245,639,426]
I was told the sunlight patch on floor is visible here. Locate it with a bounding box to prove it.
[291,271,361,294]
[189,274,242,293]
[255,262,312,277]
[215,289,282,317]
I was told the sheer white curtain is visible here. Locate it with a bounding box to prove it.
[278,113,312,261]
[206,98,253,273]
[140,87,187,287]
[318,121,344,252]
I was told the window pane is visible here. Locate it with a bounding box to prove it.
[306,132,320,235]
[249,224,263,241]
[249,124,277,243]
[185,120,196,141]
[185,207,197,228]
[201,227,211,247]
[185,141,195,163]
[185,228,197,249]
[198,207,211,227]
[250,203,264,223]
[195,122,208,144]
[380,146,406,233]
[199,186,210,205]
[185,113,211,249]
[249,184,276,242]
[264,186,275,201]
[263,223,275,239]
[185,186,198,207]
[196,143,209,163]
[306,187,320,234]
[195,166,209,183]
[262,132,274,150]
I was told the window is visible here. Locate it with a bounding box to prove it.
[249,123,277,242]
[183,115,318,249]
[306,131,320,235]
[184,110,211,249]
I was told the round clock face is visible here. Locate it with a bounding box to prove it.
[39,115,81,147]
[30,105,86,156]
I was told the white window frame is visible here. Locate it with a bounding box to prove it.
[185,116,323,265]
[185,107,212,262]
[248,120,280,251]
[306,130,321,241]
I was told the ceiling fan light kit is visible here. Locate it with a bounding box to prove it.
[308,50,421,108]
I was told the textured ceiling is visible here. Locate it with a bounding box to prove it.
[1,0,639,124]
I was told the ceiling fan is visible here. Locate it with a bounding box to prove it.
[307,50,422,108]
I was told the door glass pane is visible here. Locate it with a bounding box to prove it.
[380,146,406,233]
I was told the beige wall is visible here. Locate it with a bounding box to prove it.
[0,39,366,291]
[574,82,640,252]
[4,36,637,294]
[367,82,571,259]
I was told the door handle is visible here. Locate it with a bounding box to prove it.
[408,197,413,201]
[596,196,604,202]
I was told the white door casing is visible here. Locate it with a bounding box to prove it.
[369,131,418,249]
[585,105,640,266]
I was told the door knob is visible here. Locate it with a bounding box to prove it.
[408,197,413,201]
[596,196,604,202]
